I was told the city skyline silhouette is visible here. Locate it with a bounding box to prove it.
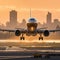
[0,10,60,40]
[0,10,60,29]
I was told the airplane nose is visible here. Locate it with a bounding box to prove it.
[27,23,37,32]
[28,18,37,23]
[31,27,34,31]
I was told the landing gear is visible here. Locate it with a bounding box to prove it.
[20,37,25,40]
[39,37,43,40]
[20,34,25,40]
[39,34,43,40]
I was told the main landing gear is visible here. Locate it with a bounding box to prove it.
[39,34,43,40]
[39,37,43,40]
[20,34,25,40]
[20,37,25,40]
[20,33,43,40]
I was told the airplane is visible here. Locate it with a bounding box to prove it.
[0,10,60,40]
[0,17,60,40]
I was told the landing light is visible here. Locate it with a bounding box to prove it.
[31,27,34,31]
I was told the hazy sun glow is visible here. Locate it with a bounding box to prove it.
[0,0,59,43]
[0,0,60,24]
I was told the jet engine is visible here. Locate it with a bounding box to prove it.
[43,30,49,36]
[15,30,21,36]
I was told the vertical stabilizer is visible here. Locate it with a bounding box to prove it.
[30,8,31,17]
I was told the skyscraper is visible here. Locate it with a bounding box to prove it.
[46,12,52,24]
[10,10,17,25]
[6,10,18,28]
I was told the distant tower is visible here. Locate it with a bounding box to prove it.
[56,25,60,30]
[46,12,52,24]
[54,19,59,23]
[10,10,17,25]
[21,19,26,28]
[22,19,26,24]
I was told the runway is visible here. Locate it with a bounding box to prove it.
[0,40,60,60]
[0,51,60,60]
[0,56,32,60]
[0,56,60,60]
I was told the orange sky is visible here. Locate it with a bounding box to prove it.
[0,0,60,25]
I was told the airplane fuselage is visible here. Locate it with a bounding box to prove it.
[26,18,38,36]
[27,23,37,32]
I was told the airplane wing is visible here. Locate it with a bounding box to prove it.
[0,29,16,32]
[37,29,60,37]
[0,28,27,36]
[48,29,60,32]
[0,28,60,33]
[0,28,27,34]
[37,29,60,33]
[0,28,27,32]
[0,28,60,40]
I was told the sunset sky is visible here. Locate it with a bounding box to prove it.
[0,0,60,25]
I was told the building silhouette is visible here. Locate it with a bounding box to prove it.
[21,19,26,24]
[46,12,52,24]
[6,10,18,28]
[54,19,59,25]
[20,19,27,28]
[10,10,17,25]
[56,25,60,30]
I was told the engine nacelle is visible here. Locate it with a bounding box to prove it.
[15,30,21,36]
[43,30,49,36]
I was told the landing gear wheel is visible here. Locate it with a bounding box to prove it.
[39,37,40,40]
[23,37,25,40]
[20,37,25,40]
[20,37,22,40]
[39,37,43,40]
[41,37,43,40]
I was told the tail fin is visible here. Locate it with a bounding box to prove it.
[30,8,31,17]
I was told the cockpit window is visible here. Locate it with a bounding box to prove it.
[28,18,36,23]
